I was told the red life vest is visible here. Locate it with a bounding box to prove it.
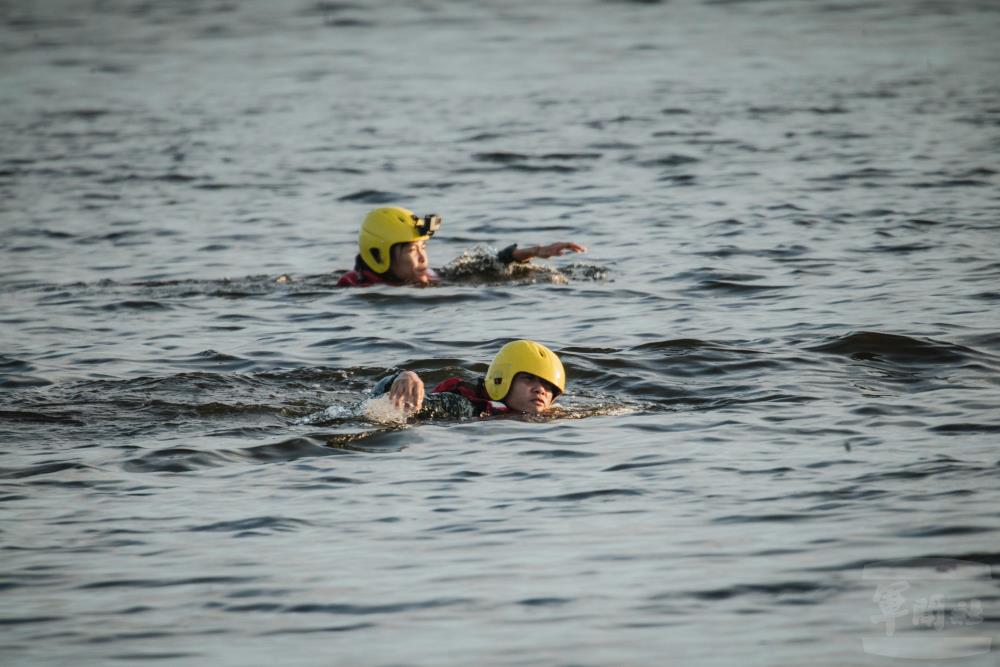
[432,377,511,416]
[336,256,440,287]
[336,267,397,287]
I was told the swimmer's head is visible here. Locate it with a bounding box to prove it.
[485,340,565,414]
[358,207,440,282]
[389,238,430,285]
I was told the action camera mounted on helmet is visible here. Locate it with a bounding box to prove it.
[413,214,442,237]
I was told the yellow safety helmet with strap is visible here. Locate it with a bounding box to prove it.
[485,340,566,401]
[358,207,441,273]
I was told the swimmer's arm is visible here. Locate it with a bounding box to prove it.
[370,373,399,397]
[498,242,588,264]
[371,371,425,413]
[373,372,478,419]
[387,370,424,414]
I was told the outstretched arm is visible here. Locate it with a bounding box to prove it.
[505,242,587,263]
[388,370,425,415]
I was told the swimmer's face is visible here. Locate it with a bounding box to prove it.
[391,240,430,284]
[504,372,557,414]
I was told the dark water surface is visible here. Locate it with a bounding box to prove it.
[2,0,1000,665]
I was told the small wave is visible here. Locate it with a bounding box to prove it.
[79,575,255,590]
[681,580,835,603]
[99,300,172,311]
[295,165,365,175]
[39,107,110,120]
[517,597,572,607]
[489,165,582,173]
[748,104,849,116]
[518,449,599,459]
[587,140,640,150]
[603,457,695,472]
[243,430,411,458]
[260,622,375,635]
[633,154,700,168]
[467,152,590,173]
[867,242,935,254]
[531,488,643,502]
[189,516,312,536]
[689,279,788,295]
[345,290,487,305]
[322,17,376,28]
[812,167,895,182]
[0,409,83,425]
[689,244,809,260]
[0,461,91,479]
[474,150,600,161]
[896,525,996,538]
[809,129,873,140]
[241,436,357,461]
[713,513,813,524]
[247,597,472,616]
[657,173,697,185]
[585,115,652,129]
[808,554,1000,573]
[181,350,256,371]
[0,375,53,389]
[930,422,1000,434]
[122,447,236,473]
[461,131,504,142]
[0,615,65,626]
[29,274,331,303]
[299,3,372,18]
[337,189,405,203]
[632,338,722,352]
[850,457,994,484]
[806,331,975,364]
[958,167,997,178]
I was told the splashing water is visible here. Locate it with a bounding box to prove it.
[554,396,644,420]
[437,245,608,285]
[361,395,411,425]
[295,397,414,426]
[294,402,356,426]
[560,403,641,419]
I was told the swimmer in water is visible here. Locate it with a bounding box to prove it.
[336,207,586,287]
[370,340,566,419]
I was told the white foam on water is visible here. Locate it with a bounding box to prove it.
[557,403,642,420]
[362,395,410,425]
[294,403,354,425]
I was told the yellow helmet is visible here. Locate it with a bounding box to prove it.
[485,340,566,401]
[358,207,441,273]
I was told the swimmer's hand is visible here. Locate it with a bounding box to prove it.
[388,370,424,415]
[512,242,587,262]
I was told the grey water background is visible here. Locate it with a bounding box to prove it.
[2,0,1000,664]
